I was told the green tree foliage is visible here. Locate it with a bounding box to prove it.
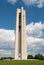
[27,55,34,59]
[34,54,44,60]
[0,57,14,60]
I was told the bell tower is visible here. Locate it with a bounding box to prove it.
[15,7,27,59]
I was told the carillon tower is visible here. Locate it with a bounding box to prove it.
[15,7,27,59]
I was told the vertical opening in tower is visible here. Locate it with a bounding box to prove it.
[18,13,21,59]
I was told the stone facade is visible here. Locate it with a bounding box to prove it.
[15,7,27,59]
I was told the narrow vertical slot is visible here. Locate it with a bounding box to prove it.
[18,13,21,58]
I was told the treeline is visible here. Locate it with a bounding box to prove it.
[0,54,44,60]
[0,57,14,60]
[27,54,44,60]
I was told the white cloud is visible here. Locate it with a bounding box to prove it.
[0,49,14,57]
[27,37,44,55]
[23,0,37,6]
[26,21,44,37]
[23,0,44,8]
[36,0,44,8]
[0,29,15,49]
[0,49,11,55]
[6,0,44,8]
[27,37,44,49]
[27,22,44,55]
[27,38,44,55]
[0,29,15,57]
[7,0,17,4]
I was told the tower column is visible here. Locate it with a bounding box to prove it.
[15,7,27,60]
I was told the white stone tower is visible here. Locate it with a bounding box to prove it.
[15,7,27,59]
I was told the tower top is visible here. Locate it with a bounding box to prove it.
[21,7,23,9]
[17,7,24,11]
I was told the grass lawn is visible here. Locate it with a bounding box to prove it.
[0,60,44,65]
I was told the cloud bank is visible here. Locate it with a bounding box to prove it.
[26,22,44,37]
[23,0,44,8]
[7,0,44,8]
[0,22,44,57]
[7,0,17,4]
[0,29,15,57]
[27,22,44,55]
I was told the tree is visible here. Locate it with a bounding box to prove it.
[0,57,4,60]
[34,54,44,60]
[0,57,14,60]
[27,55,33,59]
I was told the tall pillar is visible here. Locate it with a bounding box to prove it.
[15,7,27,59]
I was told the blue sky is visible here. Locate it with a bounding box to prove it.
[0,0,44,58]
[0,0,44,29]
